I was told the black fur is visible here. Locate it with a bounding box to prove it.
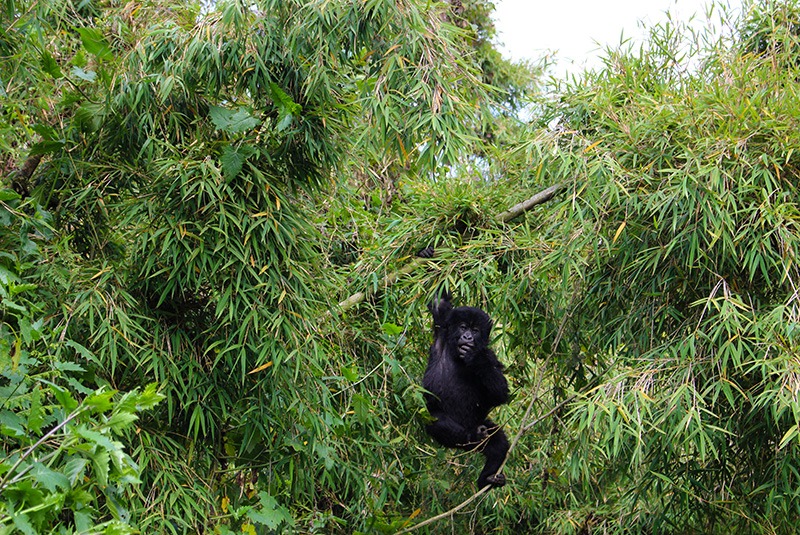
[422,292,510,488]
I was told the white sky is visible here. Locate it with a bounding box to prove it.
[493,0,743,77]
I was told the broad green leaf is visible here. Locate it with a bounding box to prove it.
[76,27,113,60]
[30,462,70,492]
[27,386,44,434]
[381,322,403,336]
[341,365,358,382]
[0,409,27,438]
[40,51,62,78]
[209,106,259,134]
[75,102,105,133]
[268,82,302,115]
[276,112,294,132]
[226,108,260,133]
[84,389,115,413]
[29,140,66,156]
[116,383,164,413]
[220,145,245,180]
[246,492,294,529]
[208,105,233,129]
[54,360,86,373]
[314,443,335,470]
[66,340,100,364]
[135,383,165,410]
[9,283,37,296]
[74,510,94,532]
[50,385,78,412]
[107,411,138,432]
[19,317,44,343]
[32,124,58,140]
[269,83,302,132]
[76,425,119,452]
[0,189,21,202]
[91,449,110,486]
[352,394,373,425]
[2,297,26,313]
[71,66,96,82]
[12,513,36,535]
[1,203,15,225]
[65,457,89,486]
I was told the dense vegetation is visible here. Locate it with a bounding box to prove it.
[2,0,800,533]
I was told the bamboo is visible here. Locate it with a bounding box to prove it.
[329,183,565,314]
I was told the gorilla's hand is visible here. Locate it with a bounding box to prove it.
[417,246,435,258]
[467,424,489,445]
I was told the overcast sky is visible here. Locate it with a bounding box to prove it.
[492,0,743,77]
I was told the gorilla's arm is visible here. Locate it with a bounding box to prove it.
[427,291,453,327]
[463,348,509,407]
[427,292,453,358]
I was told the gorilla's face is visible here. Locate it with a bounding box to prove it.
[456,323,478,359]
[447,308,491,361]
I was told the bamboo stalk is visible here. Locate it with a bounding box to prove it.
[495,182,565,223]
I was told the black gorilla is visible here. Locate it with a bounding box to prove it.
[422,292,510,488]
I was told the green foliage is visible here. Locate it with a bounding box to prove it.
[0,189,164,533]
[15,0,800,532]
[523,4,800,532]
[739,0,800,60]
[3,0,524,532]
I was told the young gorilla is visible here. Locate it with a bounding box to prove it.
[423,292,510,488]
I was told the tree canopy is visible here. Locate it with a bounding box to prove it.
[2,0,800,533]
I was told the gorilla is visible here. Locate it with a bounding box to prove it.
[422,292,510,488]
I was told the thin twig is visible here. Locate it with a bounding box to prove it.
[0,406,83,492]
[395,484,491,534]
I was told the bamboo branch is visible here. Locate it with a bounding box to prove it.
[328,183,565,314]
[495,182,565,223]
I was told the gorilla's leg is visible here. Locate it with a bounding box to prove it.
[426,415,476,448]
[476,423,509,488]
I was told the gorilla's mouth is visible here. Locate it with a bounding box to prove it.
[458,341,473,358]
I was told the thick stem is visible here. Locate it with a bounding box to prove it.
[495,182,565,223]
[9,153,43,197]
